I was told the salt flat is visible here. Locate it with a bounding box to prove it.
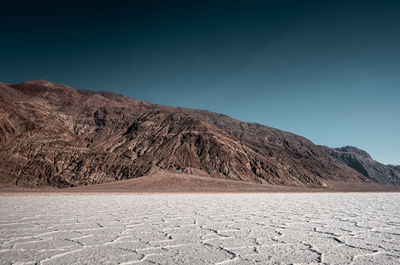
[0,193,399,265]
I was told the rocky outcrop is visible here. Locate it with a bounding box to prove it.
[326,146,400,186]
[0,80,396,188]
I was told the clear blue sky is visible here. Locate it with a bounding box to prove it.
[1,0,399,165]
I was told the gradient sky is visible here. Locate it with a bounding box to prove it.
[1,0,399,165]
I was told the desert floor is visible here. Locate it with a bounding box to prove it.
[1,193,399,264]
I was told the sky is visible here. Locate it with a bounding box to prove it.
[1,0,399,165]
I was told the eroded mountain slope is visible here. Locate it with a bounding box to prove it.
[0,80,382,188]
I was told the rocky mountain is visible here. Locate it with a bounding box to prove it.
[0,80,397,189]
[326,146,400,186]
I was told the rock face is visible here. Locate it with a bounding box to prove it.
[326,146,400,186]
[0,80,396,188]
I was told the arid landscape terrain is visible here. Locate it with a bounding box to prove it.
[2,1,400,265]
[1,193,399,264]
[0,80,399,192]
[1,80,399,265]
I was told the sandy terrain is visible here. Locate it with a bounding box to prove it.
[1,172,400,193]
[1,193,399,264]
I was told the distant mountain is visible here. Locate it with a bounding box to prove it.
[0,80,397,189]
[325,146,400,186]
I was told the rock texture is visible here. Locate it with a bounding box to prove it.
[1,193,400,264]
[0,80,397,188]
[326,146,400,186]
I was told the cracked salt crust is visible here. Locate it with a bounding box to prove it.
[0,193,399,264]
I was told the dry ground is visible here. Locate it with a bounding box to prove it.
[1,171,399,194]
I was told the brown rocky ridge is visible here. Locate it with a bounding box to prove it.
[0,80,398,191]
[324,146,400,186]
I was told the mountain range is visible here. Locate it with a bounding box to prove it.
[0,80,399,190]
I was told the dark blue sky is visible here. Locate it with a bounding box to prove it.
[1,0,399,165]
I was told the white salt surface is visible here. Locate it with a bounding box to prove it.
[0,193,399,265]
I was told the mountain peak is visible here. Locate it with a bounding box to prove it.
[328,146,400,185]
[1,80,399,189]
[12,79,73,89]
[9,79,76,96]
[335,146,372,159]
